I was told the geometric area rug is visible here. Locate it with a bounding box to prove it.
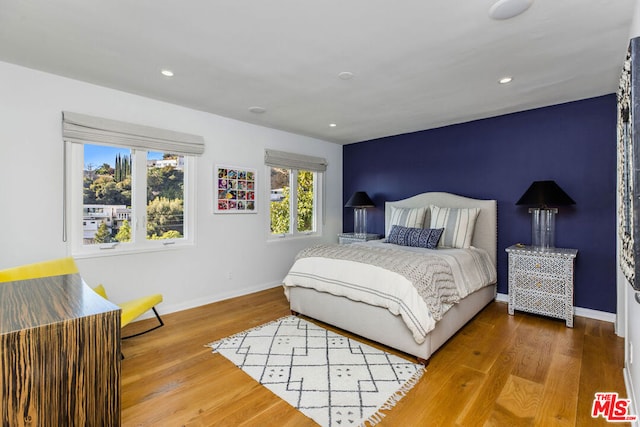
[207,316,425,427]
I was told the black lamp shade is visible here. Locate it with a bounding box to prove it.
[345,191,375,208]
[516,180,575,207]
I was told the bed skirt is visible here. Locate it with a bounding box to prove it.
[287,283,497,362]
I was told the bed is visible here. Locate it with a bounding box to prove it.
[283,192,497,364]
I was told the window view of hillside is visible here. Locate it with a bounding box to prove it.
[83,145,184,244]
[270,167,314,234]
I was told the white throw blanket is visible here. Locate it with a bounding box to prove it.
[283,241,496,344]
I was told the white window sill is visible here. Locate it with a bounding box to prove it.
[266,233,321,243]
[72,241,194,259]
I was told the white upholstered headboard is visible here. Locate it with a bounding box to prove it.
[385,192,497,267]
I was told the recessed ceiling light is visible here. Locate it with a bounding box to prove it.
[161,69,174,77]
[499,76,513,84]
[329,123,337,127]
[489,0,533,20]
[338,71,354,80]
[248,106,267,114]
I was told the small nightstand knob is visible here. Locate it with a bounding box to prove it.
[535,263,541,269]
[536,282,542,288]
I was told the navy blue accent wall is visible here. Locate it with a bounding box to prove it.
[343,94,617,313]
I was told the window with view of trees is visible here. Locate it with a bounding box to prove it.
[71,143,193,254]
[83,146,133,244]
[145,152,185,240]
[264,149,326,238]
[63,111,202,255]
[270,167,316,236]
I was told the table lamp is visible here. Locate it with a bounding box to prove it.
[345,191,375,238]
[516,180,575,249]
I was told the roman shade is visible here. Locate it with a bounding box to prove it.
[62,111,205,155]
[264,149,327,171]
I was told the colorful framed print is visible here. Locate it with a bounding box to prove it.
[214,165,257,214]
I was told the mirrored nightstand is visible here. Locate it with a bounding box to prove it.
[506,244,578,327]
[338,233,382,245]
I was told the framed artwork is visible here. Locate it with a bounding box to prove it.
[618,37,640,290]
[214,165,257,214]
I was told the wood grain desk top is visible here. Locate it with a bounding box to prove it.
[0,273,120,334]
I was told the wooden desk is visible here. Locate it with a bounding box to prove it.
[0,273,121,425]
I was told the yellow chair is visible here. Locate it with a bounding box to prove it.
[0,257,78,282]
[0,257,164,339]
[93,284,164,338]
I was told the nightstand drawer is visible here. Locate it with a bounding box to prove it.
[511,272,565,295]
[512,289,568,320]
[510,254,566,277]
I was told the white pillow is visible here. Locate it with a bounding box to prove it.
[388,206,426,233]
[429,205,480,248]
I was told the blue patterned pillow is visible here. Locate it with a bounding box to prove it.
[387,225,444,249]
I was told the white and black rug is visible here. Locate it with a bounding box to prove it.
[207,315,425,427]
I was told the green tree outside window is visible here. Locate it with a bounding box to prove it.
[115,219,132,242]
[93,222,111,243]
[270,169,314,234]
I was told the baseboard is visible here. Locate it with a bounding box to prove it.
[495,292,616,323]
[130,280,283,322]
[495,293,509,303]
[575,306,617,323]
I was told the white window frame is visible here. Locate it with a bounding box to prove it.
[267,167,322,240]
[62,111,204,258]
[264,149,327,242]
[67,142,197,257]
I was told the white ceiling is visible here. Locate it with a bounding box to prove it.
[0,0,636,144]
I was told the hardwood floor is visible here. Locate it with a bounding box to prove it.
[121,287,628,426]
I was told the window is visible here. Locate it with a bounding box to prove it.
[269,167,317,235]
[80,145,187,246]
[145,152,186,240]
[63,112,204,255]
[265,149,327,238]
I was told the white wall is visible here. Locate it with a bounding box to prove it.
[0,61,343,313]
[622,3,640,422]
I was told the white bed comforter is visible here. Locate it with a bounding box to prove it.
[282,241,496,344]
